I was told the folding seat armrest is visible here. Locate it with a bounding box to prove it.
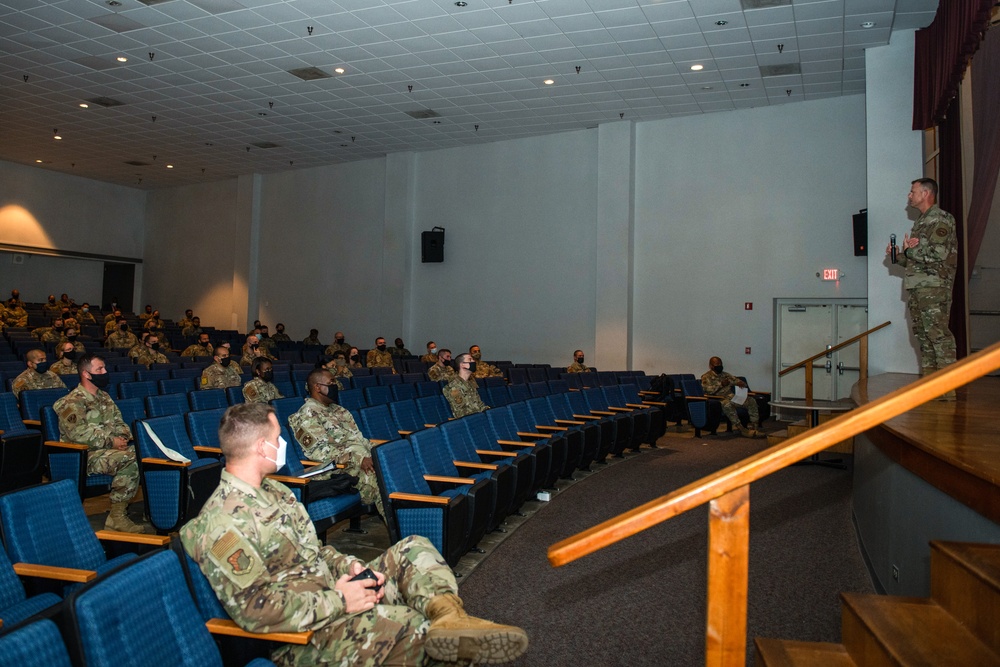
[606,407,633,413]
[517,431,548,439]
[397,430,413,436]
[497,439,534,448]
[625,403,648,409]
[554,419,585,425]
[572,414,600,420]
[424,423,437,429]
[95,530,171,547]
[370,439,389,445]
[638,390,658,397]
[266,474,309,486]
[475,449,516,459]
[45,439,89,451]
[205,619,313,645]
[192,445,223,456]
[388,492,452,506]
[642,400,668,407]
[23,419,41,428]
[301,460,321,467]
[141,457,191,467]
[12,561,97,584]
[685,396,708,402]
[589,410,615,416]
[422,474,475,485]
[705,394,726,400]
[453,460,498,471]
[535,424,568,432]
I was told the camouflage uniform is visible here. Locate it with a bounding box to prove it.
[138,311,154,324]
[181,324,203,337]
[182,342,213,358]
[38,328,64,344]
[2,304,27,328]
[51,360,78,376]
[258,336,278,355]
[303,335,323,346]
[241,347,275,368]
[472,361,503,380]
[131,346,168,368]
[242,378,283,404]
[420,353,438,364]
[180,471,457,667]
[201,362,242,390]
[42,301,62,316]
[11,368,67,399]
[700,369,759,426]
[444,377,488,418]
[329,364,353,381]
[896,204,958,374]
[58,337,87,354]
[427,364,455,383]
[325,342,351,356]
[106,330,138,349]
[289,398,384,519]
[566,361,590,373]
[390,345,411,358]
[270,331,291,343]
[366,349,395,372]
[53,385,139,503]
[76,310,97,325]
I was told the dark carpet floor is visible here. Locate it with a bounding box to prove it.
[457,434,874,667]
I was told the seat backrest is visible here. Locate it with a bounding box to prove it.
[377,373,402,386]
[581,387,609,412]
[603,384,627,407]
[525,368,548,383]
[225,386,245,405]
[351,374,377,389]
[547,379,569,394]
[415,381,441,397]
[170,367,203,379]
[18,387,70,421]
[560,373,583,390]
[526,396,557,425]
[184,408,227,449]
[578,371,598,388]
[188,389,227,412]
[598,371,618,387]
[158,377,197,395]
[400,372,425,384]
[390,383,416,402]
[437,418,478,461]
[67,550,223,667]
[388,399,424,433]
[363,385,392,406]
[481,376,505,388]
[681,379,705,398]
[416,395,450,425]
[527,381,550,398]
[358,404,399,442]
[507,383,530,403]
[145,393,189,418]
[112,397,147,430]
[546,392,575,420]
[505,367,527,385]
[270,396,306,435]
[117,380,158,400]
[408,427,457,477]
[0,617,73,667]
[135,369,170,382]
[337,388,366,412]
[0,479,106,570]
[0,393,30,434]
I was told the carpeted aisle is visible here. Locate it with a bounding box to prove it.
[458,433,873,666]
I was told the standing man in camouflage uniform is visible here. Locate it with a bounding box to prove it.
[444,353,489,418]
[566,350,590,373]
[53,354,149,533]
[180,403,528,667]
[11,348,66,398]
[469,345,503,379]
[130,332,169,368]
[427,349,455,382]
[52,342,79,376]
[700,356,762,438]
[887,178,958,391]
[243,358,284,404]
[365,337,395,372]
[289,369,384,520]
[201,346,242,390]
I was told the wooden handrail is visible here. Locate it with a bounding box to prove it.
[779,321,891,377]
[548,340,1000,667]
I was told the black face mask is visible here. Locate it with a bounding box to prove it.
[119,324,128,331]
[250,343,259,350]
[467,361,477,374]
[396,342,404,349]
[377,344,386,352]
[336,338,345,344]
[34,360,53,374]
[63,351,77,361]
[260,332,268,338]
[277,328,284,334]
[90,373,111,389]
[68,335,78,342]
[260,370,274,382]
[220,357,232,367]
[150,343,160,350]
[712,365,724,374]
[48,298,56,304]
[200,341,210,347]
[55,325,64,332]
[350,354,359,362]
[576,357,584,364]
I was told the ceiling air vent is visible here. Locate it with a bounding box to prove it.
[759,63,801,77]
[741,0,791,9]
[249,142,280,149]
[124,161,151,166]
[88,96,125,107]
[287,67,332,81]
[405,109,441,120]
[136,0,175,6]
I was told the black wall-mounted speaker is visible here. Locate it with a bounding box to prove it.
[421,230,444,263]
[853,209,868,256]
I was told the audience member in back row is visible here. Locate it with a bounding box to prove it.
[130,332,169,368]
[106,320,138,350]
[176,309,195,330]
[700,355,763,439]
[289,369,385,521]
[181,316,203,338]
[390,337,411,357]
[201,346,242,390]
[420,340,438,363]
[104,310,124,334]
[325,331,351,356]
[60,326,86,354]
[348,346,363,369]
[469,345,503,379]
[566,349,590,373]
[76,302,96,325]
[319,352,349,388]
[180,402,527,667]
[366,337,396,373]
[240,333,275,368]
[427,348,455,382]
[12,348,67,398]
[53,354,150,533]
[444,352,489,418]
[302,328,323,346]
[181,332,214,359]
[2,298,26,327]
[270,322,290,342]
[52,341,79,376]
[243,357,284,404]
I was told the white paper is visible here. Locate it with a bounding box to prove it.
[300,461,337,478]
[731,386,749,406]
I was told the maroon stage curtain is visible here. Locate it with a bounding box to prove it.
[912,0,993,131]
[967,27,1000,276]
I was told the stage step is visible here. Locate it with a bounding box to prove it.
[840,592,1000,666]
[754,638,855,666]
[766,418,853,454]
[930,541,1000,655]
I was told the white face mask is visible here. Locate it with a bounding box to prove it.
[264,436,287,470]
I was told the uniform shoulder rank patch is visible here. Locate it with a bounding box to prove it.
[201,375,209,385]
[935,226,949,237]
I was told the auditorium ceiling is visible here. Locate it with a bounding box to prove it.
[0,0,938,188]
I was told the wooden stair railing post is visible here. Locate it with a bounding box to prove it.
[706,485,750,667]
[859,336,869,383]
[804,363,813,405]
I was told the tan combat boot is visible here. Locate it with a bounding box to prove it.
[105,502,151,534]
[424,593,528,664]
[736,422,755,438]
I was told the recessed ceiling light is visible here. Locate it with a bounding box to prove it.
[166,164,173,169]
[334,67,345,74]
[455,1,467,6]
[258,112,267,116]
[78,103,89,108]
[543,79,554,85]
[106,0,122,6]
[860,21,876,28]
[116,56,127,62]
[690,64,704,71]
[35,159,43,163]
[740,83,751,87]
[701,86,713,90]
[715,20,728,26]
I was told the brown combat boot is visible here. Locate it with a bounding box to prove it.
[736,422,755,438]
[105,502,151,534]
[424,593,528,664]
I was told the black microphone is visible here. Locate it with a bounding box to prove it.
[890,234,897,264]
